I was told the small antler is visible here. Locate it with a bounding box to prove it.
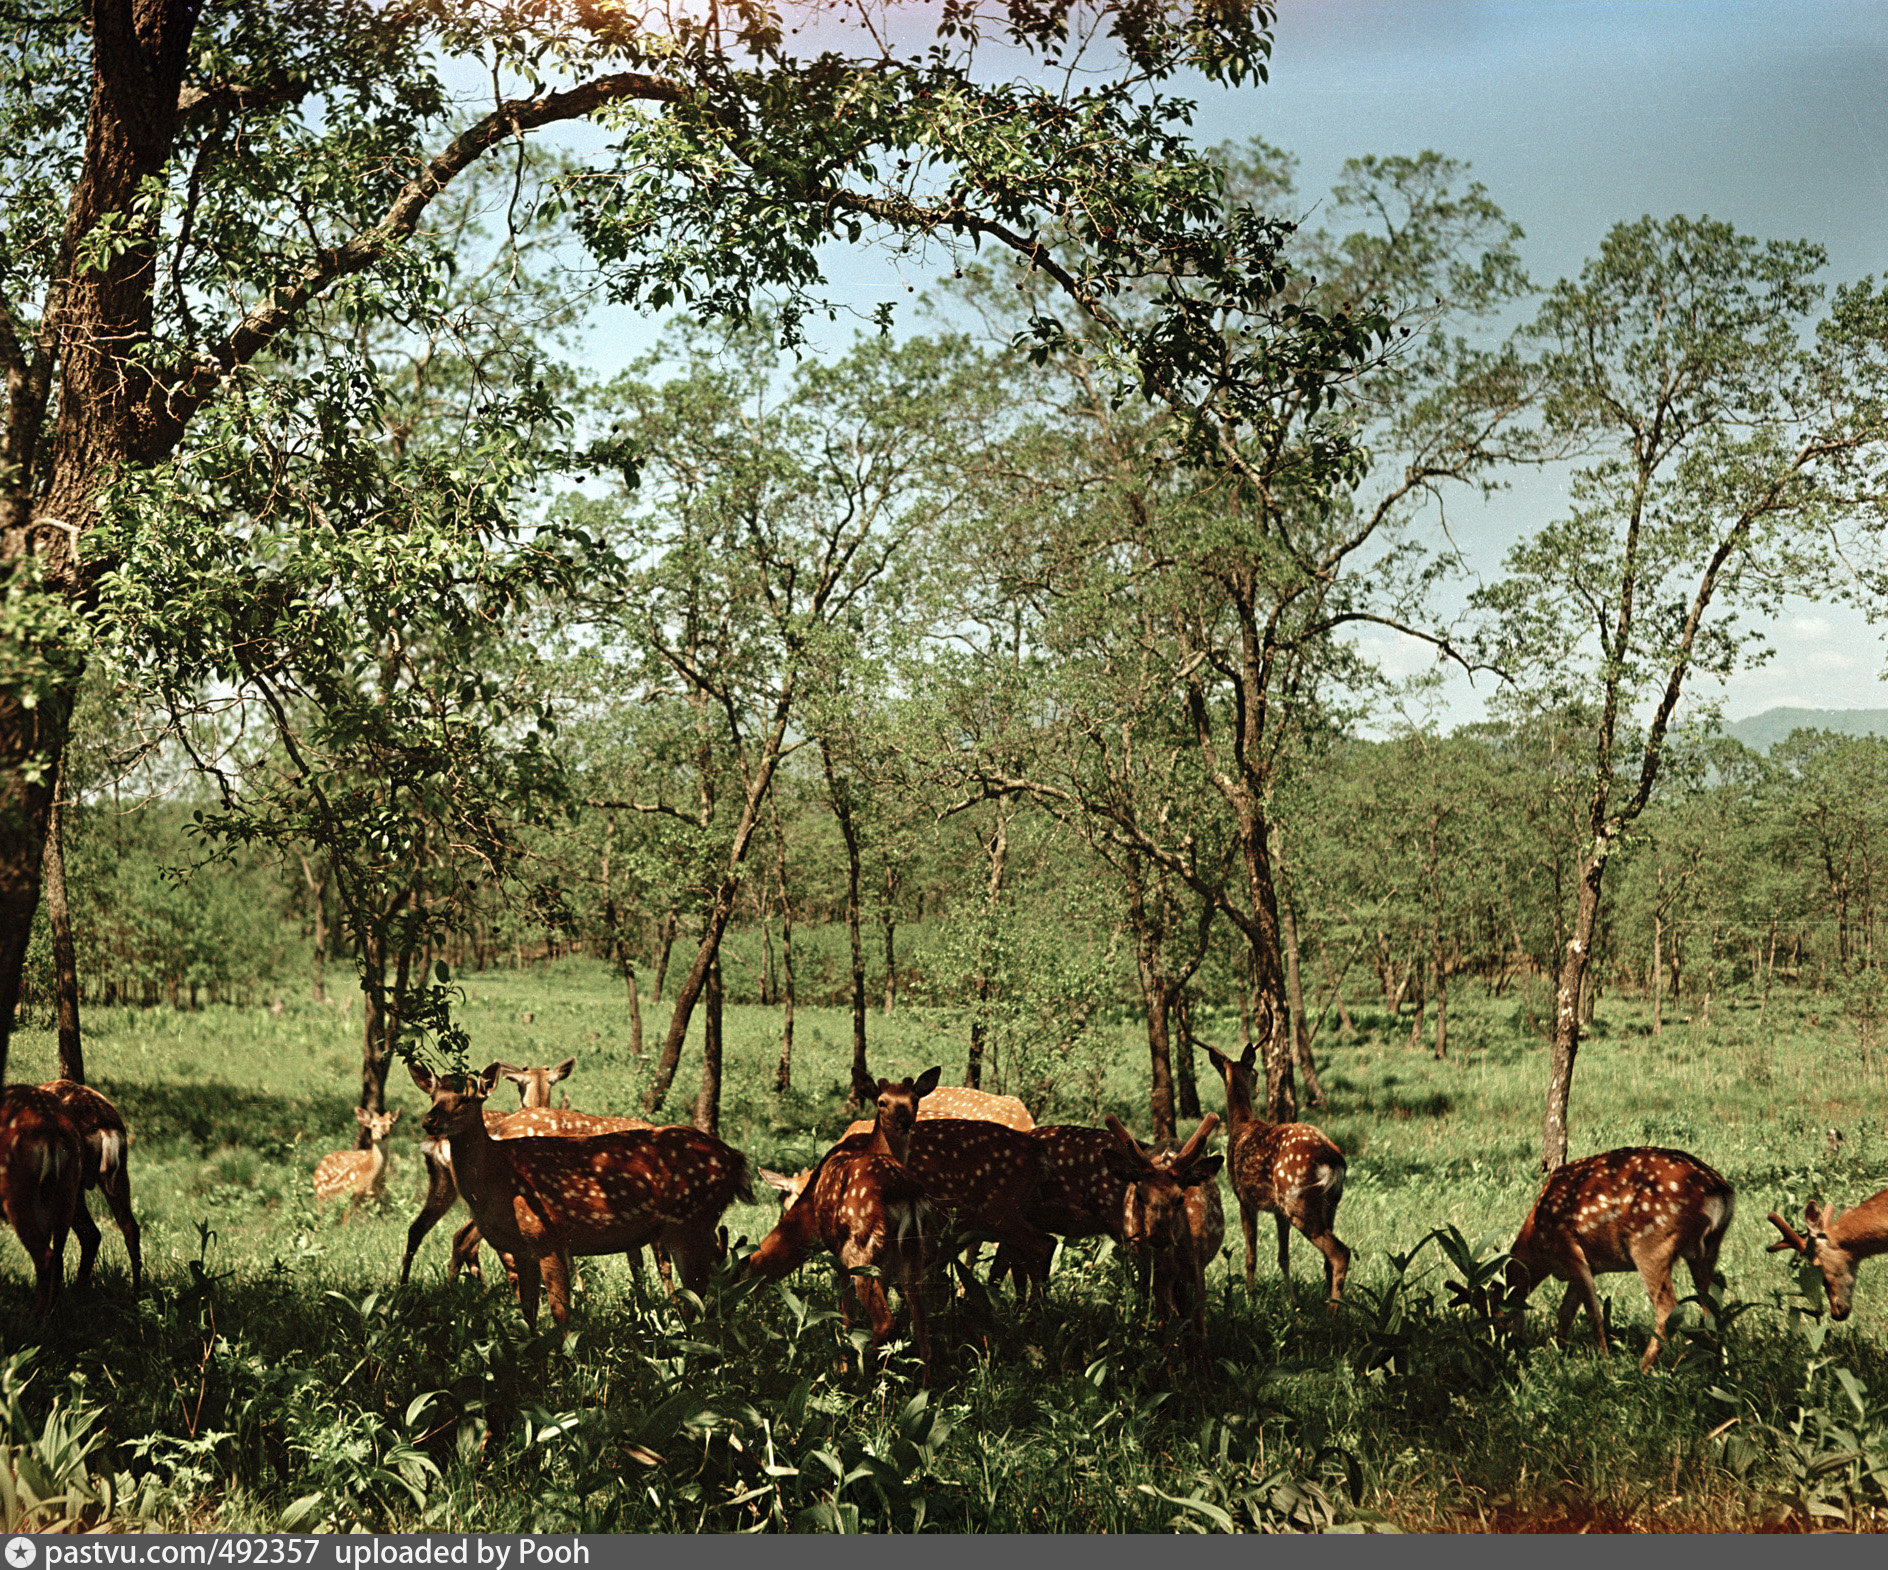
[1767,1211,1810,1254]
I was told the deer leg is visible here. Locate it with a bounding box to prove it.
[1275,1211,1292,1285]
[448,1221,487,1281]
[1562,1252,1607,1357]
[663,1223,718,1308]
[540,1250,574,1327]
[1240,1198,1259,1297]
[101,1168,141,1293]
[70,1197,101,1288]
[512,1251,544,1326]
[1632,1236,1683,1371]
[1310,1227,1351,1305]
[901,1256,932,1385]
[401,1154,462,1284]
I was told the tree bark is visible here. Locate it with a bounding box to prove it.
[1173,988,1202,1121]
[42,762,84,1084]
[881,860,898,1014]
[1273,825,1323,1105]
[624,957,645,1058]
[652,908,677,1005]
[1124,852,1178,1142]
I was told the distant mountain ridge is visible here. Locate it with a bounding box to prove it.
[1722,707,1888,753]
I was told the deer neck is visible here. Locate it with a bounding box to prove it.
[441,1104,507,1200]
[1831,1196,1888,1260]
[868,1117,912,1165]
[747,1180,823,1280]
[363,1142,388,1187]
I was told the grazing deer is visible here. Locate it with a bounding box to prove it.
[411,1062,749,1328]
[39,1080,142,1291]
[1202,1043,1350,1303]
[1107,1115,1224,1336]
[1767,1189,1888,1321]
[314,1108,402,1218]
[1508,1146,1735,1370]
[840,1083,1034,1138]
[0,1085,83,1317]
[745,1070,943,1379]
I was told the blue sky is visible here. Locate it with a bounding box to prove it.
[570,1,1888,727]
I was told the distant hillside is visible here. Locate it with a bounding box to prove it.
[1723,707,1888,753]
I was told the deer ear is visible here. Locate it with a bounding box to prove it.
[550,1058,576,1084]
[474,1062,503,1096]
[408,1062,437,1094]
[1182,1154,1225,1185]
[387,1107,402,1125]
[1102,1145,1149,1181]
[1238,1041,1258,1071]
[759,1169,796,1194]
[355,1107,372,1127]
[1806,1200,1826,1228]
[913,1066,942,1101]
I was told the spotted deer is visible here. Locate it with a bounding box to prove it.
[1106,1114,1224,1337]
[840,1083,1034,1139]
[1766,1188,1888,1321]
[401,1057,656,1284]
[1508,1147,1735,1370]
[411,1062,749,1328]
[314,1108,402,1218]
[1201,1043,1350,1303]
[745,1070,944,1379]
[39,1080,142,1291]
[0,1085,83,1317]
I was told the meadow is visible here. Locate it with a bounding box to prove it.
[4,956,1887,1533]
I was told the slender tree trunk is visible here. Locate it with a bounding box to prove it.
[300,853,329,1003]
[1652,873,1664,1036]
[1273,826,1323,1104]
[758,890,775,1006]
[1759,904,1780,1025]
[966,800,1011,1092]
[771,792,795,1094]
[1542,841,1610,1172]
[624,956,645,1058]
[694,955,723,1138]
[652,908,678,1005]
[1125,852,1177,1142]
[823,741,874,1108]
[881,862,897,1015]
[1406,960,1426,1050]
[1173,987,1202,1121]
[43,762,84,1084]
[1318,941,1358,1035]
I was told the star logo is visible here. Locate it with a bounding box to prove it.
[6,1538,36,1568]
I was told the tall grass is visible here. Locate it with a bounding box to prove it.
[4,958,1887,1531]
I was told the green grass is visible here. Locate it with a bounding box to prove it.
[5,957,1888,1532]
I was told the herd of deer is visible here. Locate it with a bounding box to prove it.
[4,1044,1888,1382]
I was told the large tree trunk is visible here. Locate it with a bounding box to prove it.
[1173,988,1202,1121]
[1541,842,1609,1172]
[0,700,68,1081]
[694,955,723,1138]
[43,762,84,1084]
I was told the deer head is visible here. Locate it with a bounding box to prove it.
[413,1061,502,1138]
[868,1067,941,1163]
[355,1106,401,1145]
[1103,1114,1222,1253]
[1770,1201,1860,1320]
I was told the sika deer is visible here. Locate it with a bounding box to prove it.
[411,1062,749,1328]
[0,1086,82,1317]
[1202,1043,1350,1303]
[314,1108,402,1218]
[40,1080,142,1292]
[1766,1189,1888,1321]
[744,1070,943,1379]
[1508,1146,1735,1370]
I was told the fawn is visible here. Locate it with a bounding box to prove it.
[314,1107,402,1218]
[0,1085,83,1317]
[1508,1146,1735,1370]
[1767,1188,1888,1321]
[1202,1042,1350,1303]
[1106,1114,1224,1337]
[39,1079,142,1291]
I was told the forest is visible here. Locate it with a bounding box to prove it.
[5,0,1888,1534]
